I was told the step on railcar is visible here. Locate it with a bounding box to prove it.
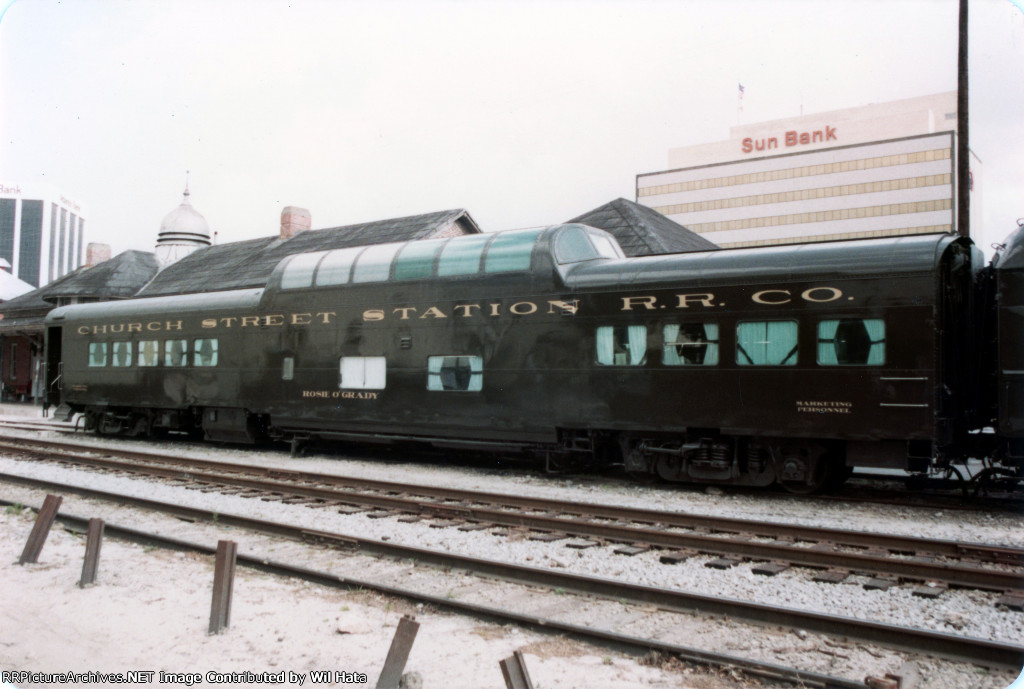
[45,222,1024,493]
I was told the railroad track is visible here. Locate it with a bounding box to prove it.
[3,476,1022,687]
[1,434,1023,598]
[2,415,1022,514]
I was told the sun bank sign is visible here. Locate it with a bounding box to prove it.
[741,125,838,154]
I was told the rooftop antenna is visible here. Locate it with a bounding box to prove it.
[184,170,191,199]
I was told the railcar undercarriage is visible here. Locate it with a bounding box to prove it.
[608,432,849,493]
[73,406,1018,496]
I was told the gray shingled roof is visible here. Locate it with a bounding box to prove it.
[568,198,719,256]
[139,208,480,297]
[0,251,159,334]
[43,250,159,303]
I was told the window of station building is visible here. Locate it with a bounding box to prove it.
[138,340,159,367]
[88,342,107,367]
[437,234,491,277]
[352,243,403,283]
[596,325,647,366]
[111,341,133,367]
[339,356,386,390]
[281,252,327,289]
[315,247,363,287]
[393,239,447,280]
[736,321,798,366]
[483,229,543,273]
[427,355,483,391]
[663,323,719,366]
[194,339,219,367]
[817,319,885,365]
[165,339,188,367]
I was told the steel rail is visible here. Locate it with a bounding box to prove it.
[2,497,866,689]
[1,436,1022,592]
[1,434,1020,565]
[1,471,1022,671]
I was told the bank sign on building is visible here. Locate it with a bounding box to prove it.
[636,92,981,248]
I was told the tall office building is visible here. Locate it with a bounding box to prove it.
[0,179,86,287]
[636,92,981,248]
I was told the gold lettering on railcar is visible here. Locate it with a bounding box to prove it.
[796,400,853,414]
[71,286,849,336]
[301,389,379,400]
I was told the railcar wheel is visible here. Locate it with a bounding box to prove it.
[776,446,840,495]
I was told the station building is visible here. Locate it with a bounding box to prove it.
[0,179,87,287]
[636,92,981,248]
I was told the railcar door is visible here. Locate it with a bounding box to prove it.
[44,325,62,407]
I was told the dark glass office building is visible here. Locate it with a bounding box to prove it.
[0,181,85,287]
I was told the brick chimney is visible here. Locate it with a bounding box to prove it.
[86,242,111,266]
[281,206,311,240]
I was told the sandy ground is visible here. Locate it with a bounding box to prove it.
[0,496,758,689]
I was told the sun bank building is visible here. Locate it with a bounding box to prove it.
[636,92,981,248]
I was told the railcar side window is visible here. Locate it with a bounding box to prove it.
[427,356,483,391]
[555,226,598,264]
[589,233,624,260]
[282,356,295,381]
[596,325,647,366]
[194,339,219,367]
[352,243,403,283]
[111,341,132,367]
[736,321,798,366]
[137,340,159,367]
[165,339,188,367]
[339,356,386,390]
[315,247,363,286]
[88,342,107,367]
[663,323,719,366]
[437,234,490,277]
[280,252,326,289]
[393,239,447,280]
[484,229,543,273]
[817,319,885,365]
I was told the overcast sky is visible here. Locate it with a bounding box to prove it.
[1,0,1022,259]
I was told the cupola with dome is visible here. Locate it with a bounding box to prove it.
[155,176,211,268]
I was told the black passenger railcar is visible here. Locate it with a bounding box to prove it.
[44,223,1024,492]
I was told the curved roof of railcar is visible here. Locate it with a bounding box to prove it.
[561,233,963,290]
[46,288,265,324]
